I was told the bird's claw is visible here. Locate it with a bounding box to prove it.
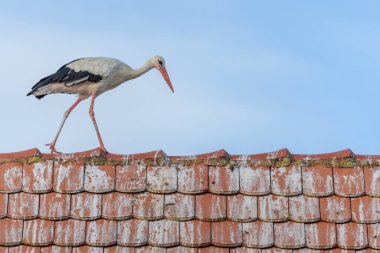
[98,146,109,154]
[45,143,62,155]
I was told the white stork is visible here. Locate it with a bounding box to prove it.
[27,56,174,154]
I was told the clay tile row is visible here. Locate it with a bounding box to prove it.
[1,219,378,250]
[1,160,380,197]
[2,190,380,223]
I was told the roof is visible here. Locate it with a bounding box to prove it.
[0,147,379,252]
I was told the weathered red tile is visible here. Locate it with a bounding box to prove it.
[293,250,323,253]
[305,222,336,249]
[102,192,132,220]
[239,165,270,195]
[71,192,102,220]
[364,166,380,196]
[198,246,229,253]
[54,219,86,246]
[195,193,226,221]
[271,165,302,196]
[227,194,257,222]
[230,248,261,253]
[320,195,351,223]
[302,165,333,196]
[211,220,242,247]
[86,219,117,246]
[72,246,102,253]
[177,164,208,194]
[180,220,211,247]
[0,247,7,253]
[39,192,70,220]
[9,245,41,253]
[40,246,72,253]
[164,193,194,221]
[0,194,7,218]
[289,195,320,222]
[258,195,288,222]
[351,196,380,223]
[333,167,365,197]
[23,219,54,246]
[0,162,22,193]
[0,218,23,246]
[84,165,115,193]
[242,221,274,248]
[115,164,146,193]
[261,248,292,253]
[356,249,380,253]
[274,221,305,249]
[167,246,197,253]
[149,219,179,247]
[23,161,53,193]
[134,246,166,253]
[147,165,177,193]
[104,246,134,253]
[132,192,164,220]
[53,162,84,193]
[368,223,380,249]
[117,219,148,247]
[336,222,368,249]
[209,165,239,194]
[8,192,39,219]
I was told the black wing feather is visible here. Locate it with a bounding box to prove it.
[27,58,103,98]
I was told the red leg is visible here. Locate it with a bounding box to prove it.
[89,94,108,153]
[46,98,82,154]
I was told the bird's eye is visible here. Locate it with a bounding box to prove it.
[158,60,163,66]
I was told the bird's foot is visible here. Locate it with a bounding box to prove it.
[45,143,62,155]
[98,145,109,154]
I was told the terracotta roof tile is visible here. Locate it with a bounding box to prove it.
[274,221,305,249]
[333,167,365,197]
[53,162,84,193]
[180,220,211,247]
[132,192,164,220]
[195,193,226,221]
[164,193,195,221]
[147,165,177,193]
[39,192,70,220]
[117,219,148,247]
[320,195,351,223]
[209,166,239,195]
[54,219,86,246]
[289,195,320,222]
[177,164,208,194]
[84,165,115,193]
[271,165,302,196]
[115,164,146,193]
[102,192,132,220]
[239,165,270,195]
[258,195,288,222]
[22,161,53,194]
[70,192,102,220]
[305,221,336,249]
[23,219,54,246]
[85,219,117,246]
[302,165,334,197]
[0,162,22,193]
[149,219,179,247]
[0,148,379,251]
[242,221,274,248]
[0,218,23,246]
[336,222,368,249]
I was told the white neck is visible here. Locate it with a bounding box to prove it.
[128,60,154,80]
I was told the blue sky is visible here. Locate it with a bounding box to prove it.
[0,1,379,155]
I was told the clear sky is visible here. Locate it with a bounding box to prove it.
[0,1,379,156]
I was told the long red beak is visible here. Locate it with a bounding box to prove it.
[160,67,174,93]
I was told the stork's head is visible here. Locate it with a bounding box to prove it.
[151,55,174,93]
